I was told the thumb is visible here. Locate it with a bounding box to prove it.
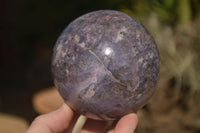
[26,104,74,133]
[114,113,138,133]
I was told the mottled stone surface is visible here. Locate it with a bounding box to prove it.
[52,10,160,120]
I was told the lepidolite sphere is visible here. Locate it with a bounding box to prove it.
[52,10,160,120]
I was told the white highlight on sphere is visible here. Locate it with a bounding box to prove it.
[104,47,113,55]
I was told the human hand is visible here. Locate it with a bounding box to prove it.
[26,104,138,133]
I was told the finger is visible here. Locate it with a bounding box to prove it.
[80,118,108,133]
[114,113,138,133]
[26,104,74,133]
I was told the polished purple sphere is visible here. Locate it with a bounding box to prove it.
[52,10,160,120]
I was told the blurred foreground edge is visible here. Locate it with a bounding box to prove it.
[32,87,64,114]
[0,112,29,133]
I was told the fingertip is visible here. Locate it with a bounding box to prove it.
[60,103,73,115]
[126,113,138,124]
[114,113,138,133]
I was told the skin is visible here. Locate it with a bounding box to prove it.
[26,104,138,133]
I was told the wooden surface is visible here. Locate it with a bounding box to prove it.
[0,113,29,133]
[32,87,64,114]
